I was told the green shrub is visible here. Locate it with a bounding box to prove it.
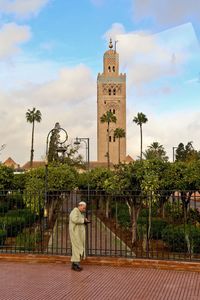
[0,202,9,214]
[137,217,168,240]
[6,192,24,209]
[0,215,26,237]
[150,219,168,239]
[139,205,158,218]
[6,209,35,225]
[0,229,7,245]
[162,224,200,253]
[187,208,200,225]
[117,208,131,229]
[111,203,131,229]
[164,202,183,224]
[16,230,42,251]
[162,225,186,252]
[186,226,200,253]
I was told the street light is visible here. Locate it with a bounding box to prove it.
[74,137,90,171]
[74,137,90,201]
[44,123,68,228]
[74,137,90,255]
[172,146,178,162]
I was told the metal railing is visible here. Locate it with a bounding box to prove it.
[0,190,200,261]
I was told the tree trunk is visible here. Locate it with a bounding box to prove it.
[118,137,121,164]
[106,198,109,218]
[140,124,142,160]
[131,206,140,244]
[30,120,35,168]
[126,201,141,245]
[107,122,110,169]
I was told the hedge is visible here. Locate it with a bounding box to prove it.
[16,230,42,251]
[0,215,26,237]
[137,217,168,240]
[162,224,200,253]
[0,229,7,245]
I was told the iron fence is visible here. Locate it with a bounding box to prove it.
[0,190,200,261]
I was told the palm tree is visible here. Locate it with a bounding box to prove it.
[143,141,168,161]
[26,108,42,168]
[133,112,148,160]
[114,127,126,164]
[100,111,117,168]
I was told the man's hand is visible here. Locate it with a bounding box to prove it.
[84,218,91,224]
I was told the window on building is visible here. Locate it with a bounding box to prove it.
[109,136,112,142]
[113,136,116,142]
[108,66,111,72]
[113,66,115,72]
[108,89,111,95]
[113,89,116,95]
[113,109,115,114]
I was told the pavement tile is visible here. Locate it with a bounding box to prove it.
[0,262,200,300]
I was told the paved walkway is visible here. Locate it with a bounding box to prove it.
[0,261,200,300]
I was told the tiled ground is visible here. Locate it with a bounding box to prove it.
[0,262,200,300]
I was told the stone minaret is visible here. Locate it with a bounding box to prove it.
[97,39,126,164]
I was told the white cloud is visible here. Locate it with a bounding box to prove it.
[133,0,200,27]
[104,25,180,90]
[0,23,31,60]
[0,62,97,165]
[13,64,96,106]
[1,21,200,166]
[127,109,200,161]
[103,23,126,42]
[0,0,50,18]
[104,22,198,92]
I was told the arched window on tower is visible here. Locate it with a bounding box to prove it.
[113,66,115,72]
[109,136,112,142]
[113,109,115,114]
[113,89,116,95]
[108,66,111,72]
[108,89,111,95]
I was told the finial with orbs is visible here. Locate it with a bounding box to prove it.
[109,38,113,49]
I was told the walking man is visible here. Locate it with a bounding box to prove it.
[69,201,89,271]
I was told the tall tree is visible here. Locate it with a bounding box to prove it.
[26,108,42,168]
[133,112,148,160]
[114,127,126,164]
[175,141,200,162]
[100,111,117,169]
[143,142,168,162]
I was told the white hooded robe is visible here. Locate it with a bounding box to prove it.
[69,207,86,262]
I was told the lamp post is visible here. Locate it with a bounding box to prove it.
[74,137,90,255]
[44,123,68,228]
[74,137,90,201]
[172,146,178,162]
[74,137,90,171]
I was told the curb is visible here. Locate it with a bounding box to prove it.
[0,254,200,272]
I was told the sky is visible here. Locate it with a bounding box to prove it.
[0,0,200,165]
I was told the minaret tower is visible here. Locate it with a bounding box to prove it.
[97,39,126,164]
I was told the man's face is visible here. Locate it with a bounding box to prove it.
[79,204,86,213]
